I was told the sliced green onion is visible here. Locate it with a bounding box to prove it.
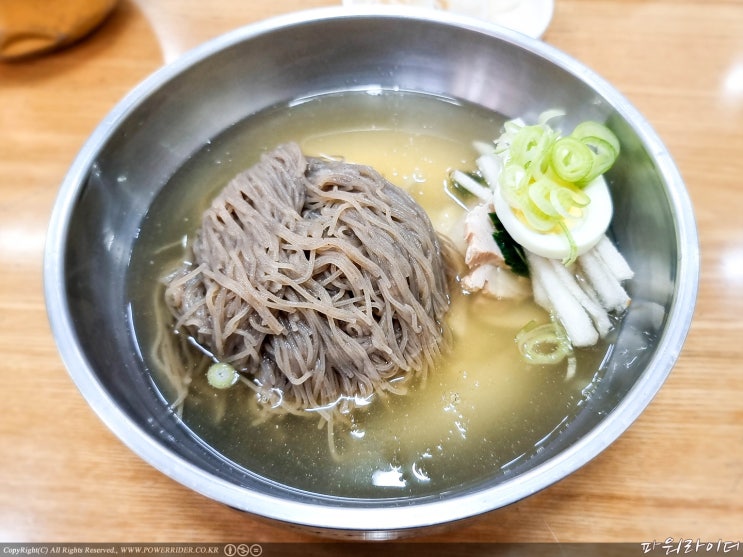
[538,108,566,125]
[568,184,591,207]
[557,220,578,266]
[576,136,618,185]
[515,320,573,365]
[548,187,575,219]
[570,121,620,156]
[521,203,557,232]
[509,125,553,169]
[528,178,561,218]
[503,118,526,135]
[499,162,530,209]
[500,162,529,192]
[549,136,594,183]
[207,362,239,389]
[494,118,525,154]
[549,184,590,218]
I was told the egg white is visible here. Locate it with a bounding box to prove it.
[492,174,613,261]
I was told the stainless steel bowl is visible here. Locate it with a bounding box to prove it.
[44,7,698,539]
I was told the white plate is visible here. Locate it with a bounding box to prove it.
[341,0,555,39]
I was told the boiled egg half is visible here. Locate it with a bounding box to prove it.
[491,173,613,261]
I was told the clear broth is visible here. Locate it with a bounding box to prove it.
[129,90,610,498]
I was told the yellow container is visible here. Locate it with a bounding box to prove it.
[0,0,117,61]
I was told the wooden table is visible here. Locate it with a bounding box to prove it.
[1,0,741,545]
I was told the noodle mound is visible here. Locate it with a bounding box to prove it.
[163,142,451,414]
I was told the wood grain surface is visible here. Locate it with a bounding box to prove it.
[1,0,741,545]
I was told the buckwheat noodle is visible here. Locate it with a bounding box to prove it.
[159,142,452,423]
